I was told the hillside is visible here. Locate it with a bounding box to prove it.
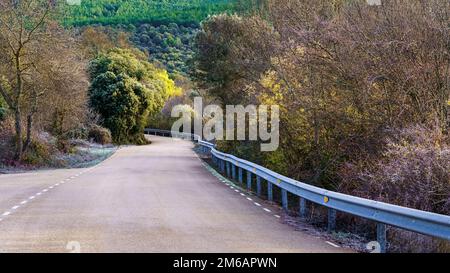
[66,0,238,26]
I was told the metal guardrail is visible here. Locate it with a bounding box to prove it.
[145,128,450,252]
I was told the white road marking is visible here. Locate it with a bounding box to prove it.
[274,215,281,218]
[254,202,262,207]
[240,193,245,196]
[49,186,54,189]
[326,241,341,248]
[263,208,271,212]
[2,211,11,216]
[29,196,35,200]
[11,206,19,210]
[43,189,48,192]
[246,197,253,201]
[36,192,42,196]
[20,200,27,205]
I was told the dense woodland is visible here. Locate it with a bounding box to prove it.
[130,23,197,75]
[65,0,238,26]
[0,0,449,252]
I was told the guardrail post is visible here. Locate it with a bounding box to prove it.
[220,160,225,173]
[327,208,336,232]
[299,197,308,219]
[377,223,387,253]
[238,168,243,183]
[226,162,231,177]
[267,182,273,201]
[231,164,236,180]
[247,171,252,190]
[281,189,288,210]
[256,176,262,196]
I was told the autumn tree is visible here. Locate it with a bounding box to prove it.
[0,0,63,160]
[191,14,275,105]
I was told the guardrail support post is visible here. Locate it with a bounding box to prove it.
[226,162,231,177]
[267,182,273,201]
[231,164,236,180]
[256,176,262,196]
[247,172,252,190]
[281,189,288,210]
[220,160,225,173]
[299,197,308,219]
[327,208,336,232]
[238,168,243,183]
[377,223,387,253]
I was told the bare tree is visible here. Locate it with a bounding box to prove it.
[0,0,62,160]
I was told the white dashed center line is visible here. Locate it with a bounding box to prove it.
[0,167,93,225]
[263,208,271,213]
[326,241,341,248]
[246,197,253,201]
[254,202,262,207]
[274,215,281,218]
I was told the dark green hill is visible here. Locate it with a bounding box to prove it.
[66,0,238,26]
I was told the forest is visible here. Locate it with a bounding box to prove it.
[65,0,238,26]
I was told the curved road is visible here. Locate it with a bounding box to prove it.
[0,136,348,253]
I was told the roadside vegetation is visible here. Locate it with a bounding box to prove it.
[190,0,449,252]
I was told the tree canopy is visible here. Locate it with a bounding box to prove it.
[88,48,181,144]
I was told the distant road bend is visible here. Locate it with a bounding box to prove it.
[0,136,349,253]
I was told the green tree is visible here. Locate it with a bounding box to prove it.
[88,48,180,144]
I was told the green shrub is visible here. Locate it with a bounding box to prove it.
[22,138,54,166]
[88,48,180,144]
[88,125,112,145]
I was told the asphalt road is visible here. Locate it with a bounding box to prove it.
[0,136,349,253]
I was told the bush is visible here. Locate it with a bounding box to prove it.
[22,137,54,166]
[88,125,112,145]
[0,117,16,163]
[338,125,450,252]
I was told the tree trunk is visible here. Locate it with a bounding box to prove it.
[14,109,23,161]
[23,114,33,153]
